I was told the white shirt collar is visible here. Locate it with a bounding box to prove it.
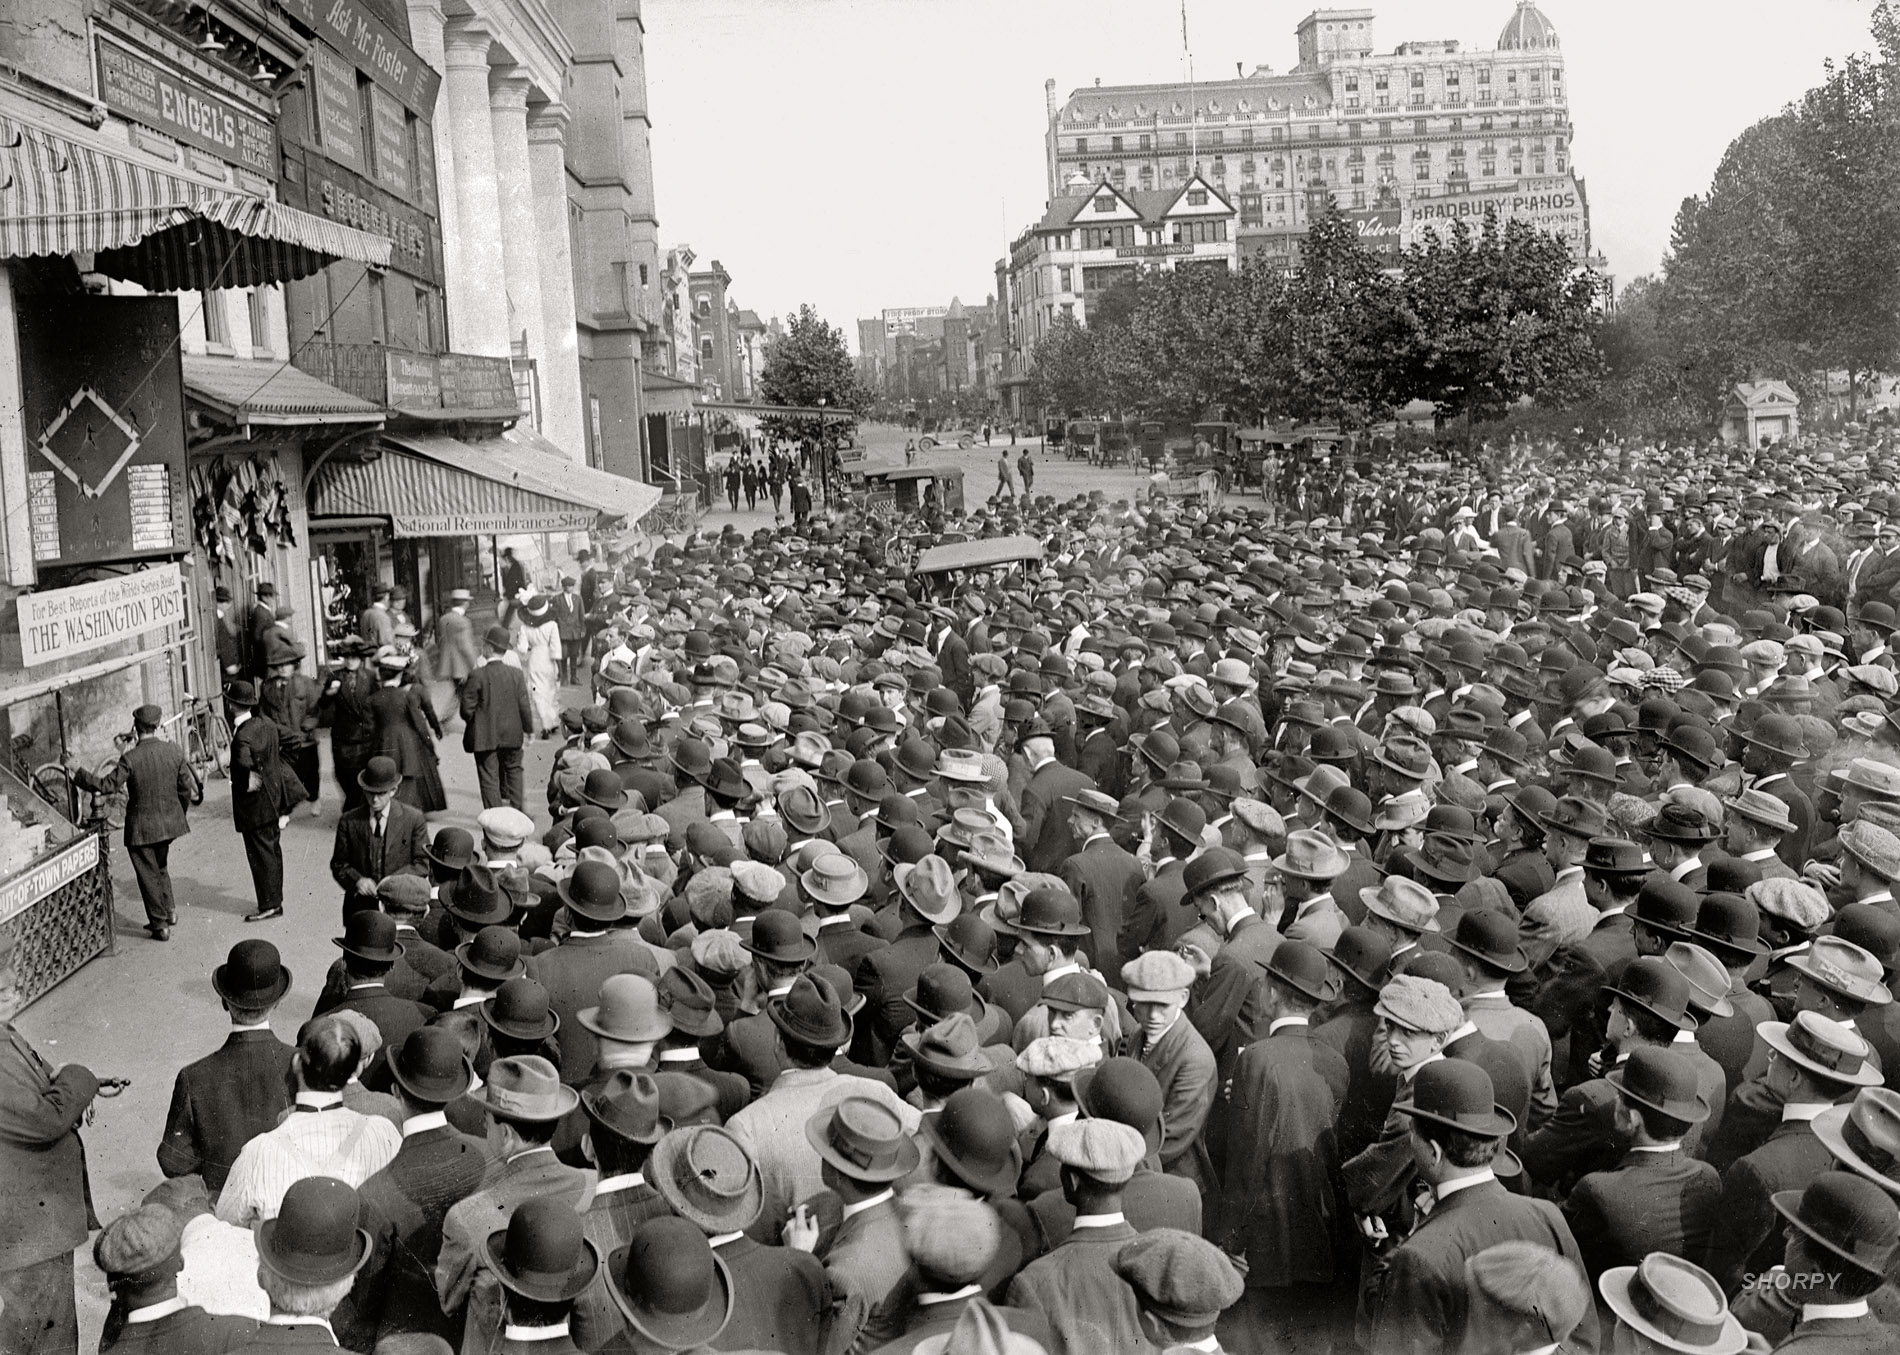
[1433,1168,1497,1203]
[1224,905,1258,935]
[1071,1211,1127,1229]
[230,1019,274,1033]
[1669,856,1703,880]
[1672,1029,1699,1045]
[658,1048,700,1063]
[841,1189,895,1222]
[265,1316,336,1336]
[1741,848,1779,862]
[917,1284,983,1306]
[1802,1300,1871,1321]
[1783,1102,1831,1122]
[708,1231,746,1248]
[1173,1339,1221,1354]
[502,1321,573,1341]
[294,1090,344,1110]
[594,1172,647,1197]
[1041,962,1081,987]
[125,1297,190,1325]
[401,1111,448,1137]
[1268,1016,1309,1036]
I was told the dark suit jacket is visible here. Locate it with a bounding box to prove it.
[1190,914,1280,1074]
[1120,859,1192,960]
[1006,1218,1149,1355]
[854,918,943,1067]
[1697,980,1776,1096]
[101,1304,257,1355]
[0,1022,97,1271]
[1020,759,1098,874]
[1222,1023,1350,1285]
[1026,1168,1201,1252]
[342,1121,491,1347]
[230,715,289,830]
[1127,1013,1218,1178]
[1707,1118,1836,1295]
[156,1028,294,1193]
[320,982,427,1076]
[330,800,431,914]
[978,959,1042,1028]
[1773,1313,1893,1354]
[711,1234,832,1355]
[1563,1146,1721,1280]
[1316,997,1398,1163]
[224,1319,355,1355]
[1060,835,1143,978]
[108,735,198,847]
[461,659,535,753]
[570,1180,678,1352]
[526,933,661,1084]
[1366,1179,1597,1355]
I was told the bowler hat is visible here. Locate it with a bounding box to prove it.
[389,1026,473,1105]
[935,913,1000,974]
[650,1126,762,1233]
[482,976,561,1043]
[1771,1171,1900,1276]
[358,756,402,794]
[213,939,291,1007]
[919,1086,1022,1197]
[1074,1057,1167,1158]
[1329,926,1394,993]
[225,680,260,708]
[1265,939,1338,1003]
[1690,892,1767,961]
[1010,885,1090,938]
[1392,1058,1516,1139]
[255,1177,372,1285]
[485,1197,599,1303]
[1635,877,1702,939]
[744,908,817,964]
[605,1219,735,1351]
[333,911,404,965]
[1615,1046,1710,1125]
[906,964,980,1025]
[456,925,525,983]
[427,826,477,871]
[558,859,630,925]
[1180,846,1248,902]
[1605,956,1698,1032]
[1447,909,1528,975]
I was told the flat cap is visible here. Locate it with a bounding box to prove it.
[1122,950,1197,1000]
[476,806,535,848]
[1747,878,1832,930]
[1113,1228,1247,1329]
[688,928,748,977]
[1017,1035,1099,1079]
[1374,973,1464,1034]
[1466,1241,1590,1339]
[729,860,784,905]
[1047,1117,1145,1184]
[93,1203,183,1276]
[376,873,431,914]
[899,1185,1003,1286]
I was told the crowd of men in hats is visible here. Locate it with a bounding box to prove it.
[27,437,1900,1355]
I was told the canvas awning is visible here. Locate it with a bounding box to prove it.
[183,354,384,428]
[0,113,390,288]
[641,370,702,417]
[309,432,660,537]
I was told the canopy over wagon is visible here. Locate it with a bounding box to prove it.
[913,534,1044,575]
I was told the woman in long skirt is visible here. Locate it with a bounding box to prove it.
[516,594,563,736]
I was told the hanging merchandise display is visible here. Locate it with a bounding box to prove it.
[190,454,299,565]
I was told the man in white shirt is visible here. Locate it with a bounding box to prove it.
[215,1019,400,1229]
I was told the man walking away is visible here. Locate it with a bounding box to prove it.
[435,588,479,717]
[461,625,535,812]
[70,703,197,941]
[229,680,296,923]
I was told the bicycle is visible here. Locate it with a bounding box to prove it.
[180,696,232,784]
[10,733,75,817]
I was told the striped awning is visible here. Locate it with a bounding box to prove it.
[0,114,391,288]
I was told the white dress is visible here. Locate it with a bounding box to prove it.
[517,618,563,732]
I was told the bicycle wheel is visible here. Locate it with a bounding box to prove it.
[202,708,234,777]
[183,722,215,784]
[91,759,128,829]
[28,763,74,819]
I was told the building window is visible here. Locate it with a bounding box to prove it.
[1307,124,1320,138]
[1111,135,1123,151]
[1352,190,1365,207]
[415,285,434,351]
[1450,116,1462,132]
[1346,95,1360,109]
[1415,118,1427,134]
[1059,266,1072,291]
[700,337,714,362]
[1350,166,1364,184]
[1093,193,1116,212]
[1270,126,1283,141]
[1242,127,1254,144]
[1187,188,1208,205]
[1410,70,1424,87]
[1447,70,1461,86]
[367,271,386,345]
[696,297,711,317]
[246,290,269,354]
[1375,74,1388,89]
[1210,130,1224,145]
[1345,75,1359,91]
[1481,158,1496,176]
[1507,70,1518,84]
[1478,68,1491,84]
[1378,121,1391,137]
[638,263,649,286]
[1377,94,1389,107]
[1349,121,1363,138]
[1533,157,1545,174]
[1075,136,1088,153]
[201,291,229,347]
[1139,133,1151,149]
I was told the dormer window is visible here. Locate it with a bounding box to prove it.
[1093,194,1117,213]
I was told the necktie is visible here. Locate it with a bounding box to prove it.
[372,815,385,877]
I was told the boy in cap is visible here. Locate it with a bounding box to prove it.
[1006,1119,1151,1355]
[1122,950,1217,1184]
[1113,1229,1246,1354]
[864,1185,1052,1354]
[95,1201,258,1354]
[1459,1241,1590,1355]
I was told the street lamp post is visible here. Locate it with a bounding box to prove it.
[816,395,829,507]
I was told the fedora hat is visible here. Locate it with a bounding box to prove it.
[1615,1046,1711,1125]
[1666,941,1736,1019]
[1329,926,1394,994]
[1392,1058,1516,1139]
[255,1177,371,1286]
[1759,1011,1884,1087]
[558,859,630,925]
[1272,829,1349,881]
[357,756,402,795]
[1771,1171,1900,1276]
[388,1026,473,1106]
[583,1070,670,1147]
[962,832,1025,880]
[1447,909,1528,975]
[605,1218,735,1351]
[767,974,851,1049]
[485,1197,599,1303]
[919,1086,1022,1197]
[1360,876,1442,934]
[934,914,1000,975]
[1539,795,1609,841]
[482,976,561,1043]
[1265,939,1338,1003]
[906,964,980,1025]
[1157,796,1207,847]
[580,974,674,1045]
[1817,1088,1900,1197]
[1605,956,1698,1032]
[471,1054,579,1122]
[212,939,291,1007]
[1371,738,1433,781]
[656,967,724,1040]
[1582,836,1651,876]
[806,1096,921,1182]
[1786,935,1893,1006]
[651,1126,763,1233]
[903,1012,992,1081]
[1322,784,1375,837]
[896,855,962,926]
[1723,787,1795,834]
[1405,832,1480,886]
[1597,1255,1746,1355]
[800,853,868,909]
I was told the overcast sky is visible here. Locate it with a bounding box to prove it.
[643,0,1876,347]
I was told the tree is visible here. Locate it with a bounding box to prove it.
[1279,202,1406,427]
[1024,314,1103,417]
[757,304,868,450]
[1389,208,1604,423]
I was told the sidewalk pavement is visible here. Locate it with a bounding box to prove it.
[18,682,572,1347]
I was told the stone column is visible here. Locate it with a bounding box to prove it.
[439,18,509,357]
[487,70,549,419]
[525,105,586,460]
[404,0,460,339]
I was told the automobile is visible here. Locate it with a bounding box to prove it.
[917,427,977,450]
